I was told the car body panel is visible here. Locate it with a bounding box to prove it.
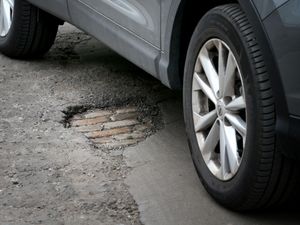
[157,0,182,89]
[68,0,160,77]
[261,0,300,159]
[78,0,160,48]
[27,0,71,22]
[160,0,181,53]
[263,0,300,116]
[252,0,289,19]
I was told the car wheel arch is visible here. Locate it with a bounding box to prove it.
[161,0,290,159]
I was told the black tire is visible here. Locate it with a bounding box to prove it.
[0,0,59,59]
[183,4,299,211]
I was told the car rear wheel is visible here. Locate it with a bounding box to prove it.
[183,4,299,210]
[0,0,59,58]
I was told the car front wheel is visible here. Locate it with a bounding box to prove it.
[183,4,299,210]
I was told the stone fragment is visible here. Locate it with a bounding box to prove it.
[103,119,139,130]
[113,132,145,140]
[85,127,131,139]
[74,124,104,132]
[83,110,112,119]
[115,107,137,114]
[71,116,109,127]
[110,112,138,122]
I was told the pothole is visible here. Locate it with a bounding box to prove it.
[65,104,161,149]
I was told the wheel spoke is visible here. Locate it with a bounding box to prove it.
[223,53,236,97]
[225,113,246,137]
[217,41,226,98]
[199,47,219,96]
[194,72,217,105]
[202,121,220,161]
[192,72,201,91]
[226,96,246,111]
[219,120,227,179]
[224,125,240,174]
[194,57,202,74]
[193,110,217,132]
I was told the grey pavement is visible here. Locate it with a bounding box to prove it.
[0,24,299,225]
[126,99,299,225]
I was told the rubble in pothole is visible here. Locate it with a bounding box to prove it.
[68,106,157,149]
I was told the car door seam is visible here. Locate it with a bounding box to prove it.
[77,0,162,51]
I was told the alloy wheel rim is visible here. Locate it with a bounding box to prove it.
[192,38,247,181]
[0,0,14,37]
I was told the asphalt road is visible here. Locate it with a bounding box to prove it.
[0,24,299,225]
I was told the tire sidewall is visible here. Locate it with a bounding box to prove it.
[183,11,262,208]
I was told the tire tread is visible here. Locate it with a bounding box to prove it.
[219,4,298,210]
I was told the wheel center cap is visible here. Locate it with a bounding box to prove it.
[217,101,225,118]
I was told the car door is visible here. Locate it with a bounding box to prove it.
[78,0,161,48]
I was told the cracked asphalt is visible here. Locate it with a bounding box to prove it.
[0,24,299,225]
